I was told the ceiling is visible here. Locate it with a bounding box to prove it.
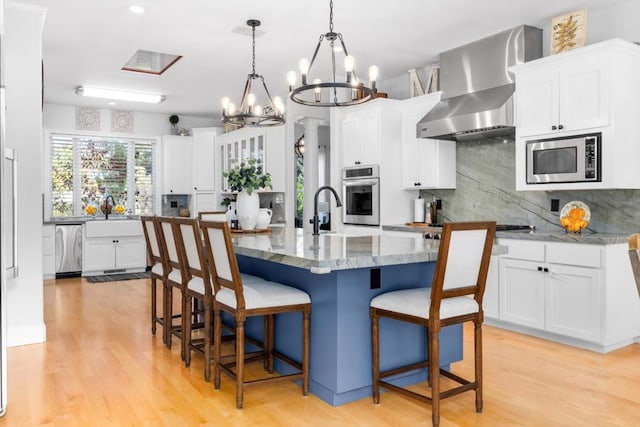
[15,0,623,119]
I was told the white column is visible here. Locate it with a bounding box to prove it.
[302,118,321,234]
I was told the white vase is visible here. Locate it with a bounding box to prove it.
[256,208,272,229]
[236,190,259,230]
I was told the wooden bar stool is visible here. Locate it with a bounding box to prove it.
[370,221,496,427]
[200,220,311,409]
[140,215,168,341]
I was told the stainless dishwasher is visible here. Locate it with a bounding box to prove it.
[55,224,83,277]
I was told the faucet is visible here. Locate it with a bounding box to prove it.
[103,195,115,219]
[311,186,343,236]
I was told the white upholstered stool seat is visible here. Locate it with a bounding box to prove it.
[370,288,479,320]
[216,280,311,310]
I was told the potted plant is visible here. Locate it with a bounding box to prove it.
[223,158,271,229]
[169,114,180,135]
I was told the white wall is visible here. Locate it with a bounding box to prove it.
[5,3,46,347]
[380,0,640,100]
[43,103,217,136]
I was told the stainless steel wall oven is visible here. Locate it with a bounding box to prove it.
[342,165,379,226]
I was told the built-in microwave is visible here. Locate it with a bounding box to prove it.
[343,165,380,226]
[526,133,601,184]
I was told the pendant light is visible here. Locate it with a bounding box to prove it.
[221,19,285,128]
[288,0,378,107]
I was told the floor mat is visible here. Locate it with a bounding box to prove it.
[85,272,150,283]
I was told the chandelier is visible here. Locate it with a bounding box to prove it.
[222,19,285,128]
[288,0,378,107]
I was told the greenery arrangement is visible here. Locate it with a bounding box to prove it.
[223,158,272,196]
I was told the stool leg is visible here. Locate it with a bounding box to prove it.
[166,285,173,348]
[204,300,212,382]
[429,326,440,427]
[183,294,192,367]
[236,319,245,409]
[213,307,222,390]
[371,309,380,404]
[475,320,484,413]
[265,315,274,373]
[302,308,310,396]
[151,277,157,335]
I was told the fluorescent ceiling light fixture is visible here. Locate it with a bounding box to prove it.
[122,49,182,75]
[129,5,145,14]
[75,86,165,104]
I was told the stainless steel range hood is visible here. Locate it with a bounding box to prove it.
[418,25,542,141]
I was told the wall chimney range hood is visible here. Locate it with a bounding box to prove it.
[418,25,542,141]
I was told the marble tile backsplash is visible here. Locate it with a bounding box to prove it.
[420,138,640,234]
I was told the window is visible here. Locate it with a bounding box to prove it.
[50,133,156,217]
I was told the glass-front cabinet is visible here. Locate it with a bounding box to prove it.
[217,129,266,193]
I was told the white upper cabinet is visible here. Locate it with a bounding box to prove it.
[515,56,609,138]
[192,127,221,192]
[161,135,193,194]
[513,39,640,190]
[399,93,456,190]
[341,108,381,167]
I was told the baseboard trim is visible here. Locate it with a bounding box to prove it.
[7,322,47,347]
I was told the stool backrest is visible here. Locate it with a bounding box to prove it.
[628,234,640,299]
[173,217,212,297]
[430,222,496,319]
[198,211,227,221]
[158,216,181,275]
[141,215,163,267]
[200,220,246,309]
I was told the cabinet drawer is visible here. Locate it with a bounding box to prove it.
[546,243,601,268]
[500,239,545,262]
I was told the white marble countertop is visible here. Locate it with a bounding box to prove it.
[233,228,506,273]
[382,224,631,245]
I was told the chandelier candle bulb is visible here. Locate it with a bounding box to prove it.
[313,79,322,102]
[299,59,310,85]
[344,55,355,82]
[254,105,263,116]
[287,71,297,91]
[369,65,379,92]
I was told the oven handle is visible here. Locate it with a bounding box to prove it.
[343,178,379,187]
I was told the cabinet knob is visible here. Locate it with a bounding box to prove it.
[537,266,543,271]
[558,125,564,130]
[551,125,557,130]
[543,267,549,273]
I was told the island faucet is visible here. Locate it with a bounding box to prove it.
[311,186,343,236]
[103,195,115,219]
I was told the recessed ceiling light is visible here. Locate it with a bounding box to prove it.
[75,86,165,104]
[108,101,117,106]
[129,5,145,14]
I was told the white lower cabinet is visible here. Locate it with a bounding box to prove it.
[493,238,639,352]
[82,220,146,275]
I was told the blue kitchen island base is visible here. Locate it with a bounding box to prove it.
[237,255,463,406]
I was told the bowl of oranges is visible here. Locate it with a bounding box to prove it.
[560,201,590,233]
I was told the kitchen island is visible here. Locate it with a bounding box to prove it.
[230,228,499,406]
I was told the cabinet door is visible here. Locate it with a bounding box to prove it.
[483,255,500,319]
[115,237,147,270]
[83,238,116,272]
[162,136,193,194]
[515,70,558,138]
[342,118,361,166]
[357,113,380,166]
[558,60,609,132]
[499,258,545,329]
[545,264,601,342]
[193,133,215,191]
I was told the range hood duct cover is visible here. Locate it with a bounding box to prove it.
[418,25,542,141]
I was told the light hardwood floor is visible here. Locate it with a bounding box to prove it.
[0,277,639,426]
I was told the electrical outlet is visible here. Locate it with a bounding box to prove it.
[550,199,560,212]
